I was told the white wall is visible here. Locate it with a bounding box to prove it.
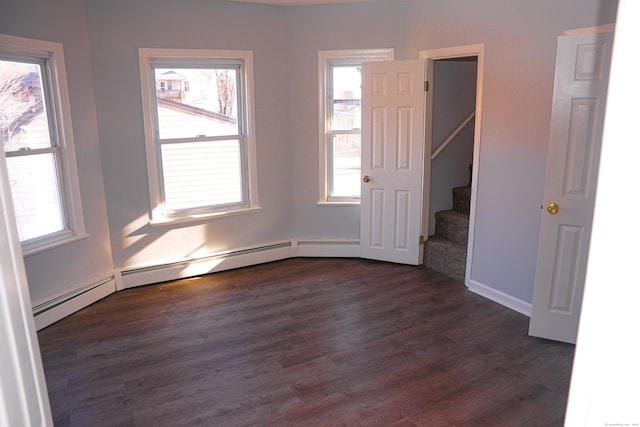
[0,0,114,304]
[84,0,293,270]
[286,2,407,239]
[402,0,618,302]
[285,0,616,303]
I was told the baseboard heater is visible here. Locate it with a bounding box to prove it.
[32,276,115,317]
[118,241,293,289]
[32,275,117,330]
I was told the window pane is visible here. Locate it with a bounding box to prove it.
[0,60,53,152]
[331,134,361,198]
[161,140,243,212]
[155,68,239,139]
[6,153,65,241]
[331,66,361,131]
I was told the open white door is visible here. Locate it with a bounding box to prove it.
[529,32,614,344]
[360,60,425,265]
[0,152,53,424]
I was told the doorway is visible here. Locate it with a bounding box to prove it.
[420,44,484,285]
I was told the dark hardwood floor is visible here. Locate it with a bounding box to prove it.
[38,258,575,426]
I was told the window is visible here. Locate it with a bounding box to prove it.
[318,48,394,204]
[139,49,259,223]
[0,34,86,255]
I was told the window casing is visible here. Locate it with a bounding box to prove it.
[139,49,259,223]
[0,34,86,255]
[318,48,394,205]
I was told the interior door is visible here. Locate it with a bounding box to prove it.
[529,32,614,344]
[360,60,426,265]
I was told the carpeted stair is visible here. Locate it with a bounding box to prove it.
[424,186,471,282]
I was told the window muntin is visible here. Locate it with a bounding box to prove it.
[0,34,86,254]
[139,49,258,222]
[318,49,393,204]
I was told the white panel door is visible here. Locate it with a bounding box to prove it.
[360,60,425,265]
[0,153,53,424]
[529,33,613,344]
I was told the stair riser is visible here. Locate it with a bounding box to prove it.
[424,238,467,282]
[424,185,471,283]
[434,211,469,246]
[452,186,471,214]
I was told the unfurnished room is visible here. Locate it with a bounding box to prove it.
[1,0,639,425]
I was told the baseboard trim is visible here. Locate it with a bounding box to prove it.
[467,279,532,317]
[33,275,116,330]
[293,239,360,258]
[32,240,364,330]
[118,241,293,289]
[32,240,533,331]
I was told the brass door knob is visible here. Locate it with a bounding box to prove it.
[362,175,371,183]
[547,203,559,215]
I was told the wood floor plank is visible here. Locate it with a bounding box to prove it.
[38,258,574,426]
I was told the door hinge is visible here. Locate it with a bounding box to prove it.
[419,235,425,245]
[424,81,429,92]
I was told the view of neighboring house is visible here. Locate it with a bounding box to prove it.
[156,70,188,102]
[152,68,244,210]
[0,64,44,150]
[0,61,64,242]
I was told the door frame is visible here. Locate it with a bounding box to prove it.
[419,44,485,286]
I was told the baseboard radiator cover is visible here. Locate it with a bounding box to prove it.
[32,275,117,330]
[118,241,293,289]
[29,242,534,330]
[30,239,364,330]
[292,239,360,258]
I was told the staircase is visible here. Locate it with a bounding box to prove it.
[424,185,471,282]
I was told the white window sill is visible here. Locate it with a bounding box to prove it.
[22,233,91,257]
[149,206,262,227]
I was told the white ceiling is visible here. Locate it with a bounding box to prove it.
[226,0,393,5]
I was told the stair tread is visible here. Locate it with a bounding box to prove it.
[425,235,466,248]
[435,209,469,219]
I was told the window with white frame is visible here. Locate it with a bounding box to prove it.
[318,48,394,204]
[139,49,259,222]
[0,34,86,255]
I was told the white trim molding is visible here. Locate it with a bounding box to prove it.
[467,278,532,317]
[138,48,259,224]
[317,48,394,204]
[1,33,87,256]
[419,43,485,290]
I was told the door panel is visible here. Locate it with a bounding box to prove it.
[529,33,613,343]
[360,60,425,265]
